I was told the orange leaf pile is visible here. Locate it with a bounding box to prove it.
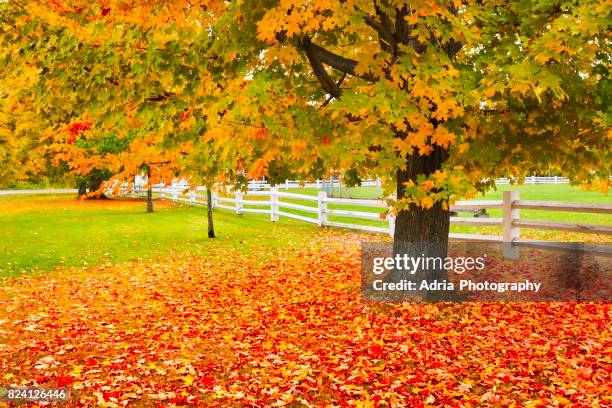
[0,233,609,407]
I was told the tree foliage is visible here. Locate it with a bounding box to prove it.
[203,0,610,207]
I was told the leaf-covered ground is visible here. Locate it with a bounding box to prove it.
[0,231,609,407]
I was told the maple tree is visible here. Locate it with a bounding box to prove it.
[0,56,63,188]
[183,140,227,238]
[200,0,610,258]
[1,3,609,405]
[0,96,43,188]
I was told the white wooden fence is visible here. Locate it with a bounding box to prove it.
[148,184,611,258]
[495,176,569,185]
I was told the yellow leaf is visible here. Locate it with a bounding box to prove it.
[257,20,277,43]
[421,180,435,191]
[181,375,195,386]
[420,197,434,208]
[431,126,456,149]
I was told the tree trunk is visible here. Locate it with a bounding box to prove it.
[146,188,153,213]
[89,178,103,192]
[77,182,87,197]
[389,145,450,299]
[146,167,153,213]
[207,189,215,238]
[394,145,450,244]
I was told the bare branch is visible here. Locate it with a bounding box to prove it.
[224,120,264,129]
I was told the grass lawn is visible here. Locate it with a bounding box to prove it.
[0,194,324,277]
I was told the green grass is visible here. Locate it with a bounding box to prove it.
[0,194,319,277]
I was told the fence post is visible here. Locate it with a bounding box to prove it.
[212,190,218,208]
[235,191,243,215]
[554,176,558,184]
[387,212,395,237]
[189,190,195,205]
[270,187,279,222]
[317,191,327,227]
[316,180,321,189]
[285,180,289,190]
[172,188,178,201]
[503,191,520,259]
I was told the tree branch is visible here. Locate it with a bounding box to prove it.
[363,15,394,45]
[224,120,264,129]
[300,36,342,98]
[319,72,347,109]
[300,37,378,83]
[146,91,174,102]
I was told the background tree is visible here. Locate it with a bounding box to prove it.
[0,40,71,189]
[0,1,212,207]
[0,93,46,188]
[183,139,227,239]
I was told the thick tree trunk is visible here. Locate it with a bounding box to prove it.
[89,178,103,192]
[394,145,450,245]
[389,145,450,299]
[207,189,215,238]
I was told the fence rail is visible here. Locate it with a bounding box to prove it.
[243,176,571,191]
[143,184,611,258]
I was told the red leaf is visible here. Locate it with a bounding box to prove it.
[55,375,74,387]
[369,344,384,357]
[201,375,216,388]
[254,128,269,140]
